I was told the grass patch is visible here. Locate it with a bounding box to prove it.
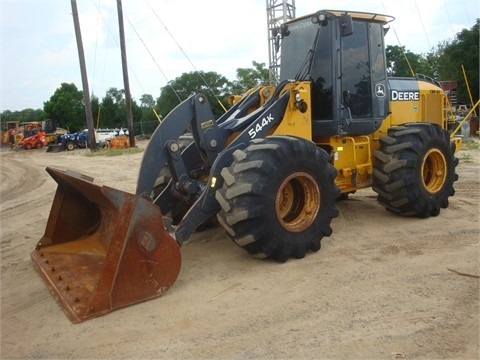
[85,146,144,157]
[461,138,480,150]
[459,153,474,163]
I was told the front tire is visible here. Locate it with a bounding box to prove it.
[216,136,340,262]
[65,141,75,151]
[373,123,458,217]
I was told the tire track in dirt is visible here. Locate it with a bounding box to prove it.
[1,152,55,222]
[1,141,478,359]
[1,152,45,202]
[0,151,57,268]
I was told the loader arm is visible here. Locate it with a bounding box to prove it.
[136,87,269,198]
[136,93,218,196]
[174,91,291,243]
[139,81,293,243]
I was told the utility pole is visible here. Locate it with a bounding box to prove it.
[116,0,135,147]
[70,0,97,150]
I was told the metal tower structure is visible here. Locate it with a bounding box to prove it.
[266,0,296,84]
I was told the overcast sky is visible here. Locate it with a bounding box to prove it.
[1,0,478,111]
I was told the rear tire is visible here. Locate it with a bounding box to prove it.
[216,136,340,262]
[373,123,458,217]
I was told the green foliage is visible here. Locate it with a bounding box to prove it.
[461,138,480,150]
[90,94,100,128]
[97,88,142,129]
[386,45,434,77]
[139,94,155,108]
[155,62,269,119]
[43,83,85,131]
[385,20,478,105]
[230,61,270,95]
[138,94,158,124]
[0,108,46,127]
[156,71,231,118]
[433,20,479,104]
[99,88,126,128]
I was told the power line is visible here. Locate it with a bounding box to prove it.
[89,0,146,99]
[122,9,182,102]
[143,0,227,111]
[414,0,431,50]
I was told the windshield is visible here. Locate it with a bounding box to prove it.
[279,18,318,81]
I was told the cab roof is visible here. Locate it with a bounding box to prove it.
[288,9,395,25]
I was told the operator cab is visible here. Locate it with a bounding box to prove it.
[279,10,394,136]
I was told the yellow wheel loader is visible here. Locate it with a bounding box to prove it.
[31,10,460,323]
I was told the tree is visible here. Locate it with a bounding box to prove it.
[156,71,230,118]
[43,83,85,131]
[230,61,270,95]
[97,88,143,129]
[139,93,158,123]
[385,45,434,77]
[140,94,155,108]
[99,88,126,128]
[90,94,100,128]
[433,20,479,104]
[0,108,46,126]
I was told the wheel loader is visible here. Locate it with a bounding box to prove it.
[31,10,461,323]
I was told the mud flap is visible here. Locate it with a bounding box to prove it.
[31,167,181,323]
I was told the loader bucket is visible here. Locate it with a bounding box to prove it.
[31,167,181,323]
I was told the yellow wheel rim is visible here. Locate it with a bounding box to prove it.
[275,172,320,232]
[421,148,447,194]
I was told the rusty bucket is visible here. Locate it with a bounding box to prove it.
[31,167,181,323]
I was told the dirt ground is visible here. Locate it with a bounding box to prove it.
[1,139,479,359]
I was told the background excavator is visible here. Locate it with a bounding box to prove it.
[31,9,461,323]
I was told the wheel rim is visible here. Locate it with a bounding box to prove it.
[275,172,320,232]
[421,148,447,194]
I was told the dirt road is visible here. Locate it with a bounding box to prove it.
[1,140,479,359]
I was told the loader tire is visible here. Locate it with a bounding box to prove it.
[372,123,458,218]
[216,136,340,262]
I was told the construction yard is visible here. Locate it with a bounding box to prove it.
[1,139,479,359]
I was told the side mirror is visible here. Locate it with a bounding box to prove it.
[339,14,353,37]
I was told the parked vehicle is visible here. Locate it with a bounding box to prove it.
[48,131,88,152]
[17,131,47,150]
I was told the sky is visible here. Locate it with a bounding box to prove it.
[1,0,478,112]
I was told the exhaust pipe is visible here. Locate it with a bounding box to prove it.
[31,167,181,323]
